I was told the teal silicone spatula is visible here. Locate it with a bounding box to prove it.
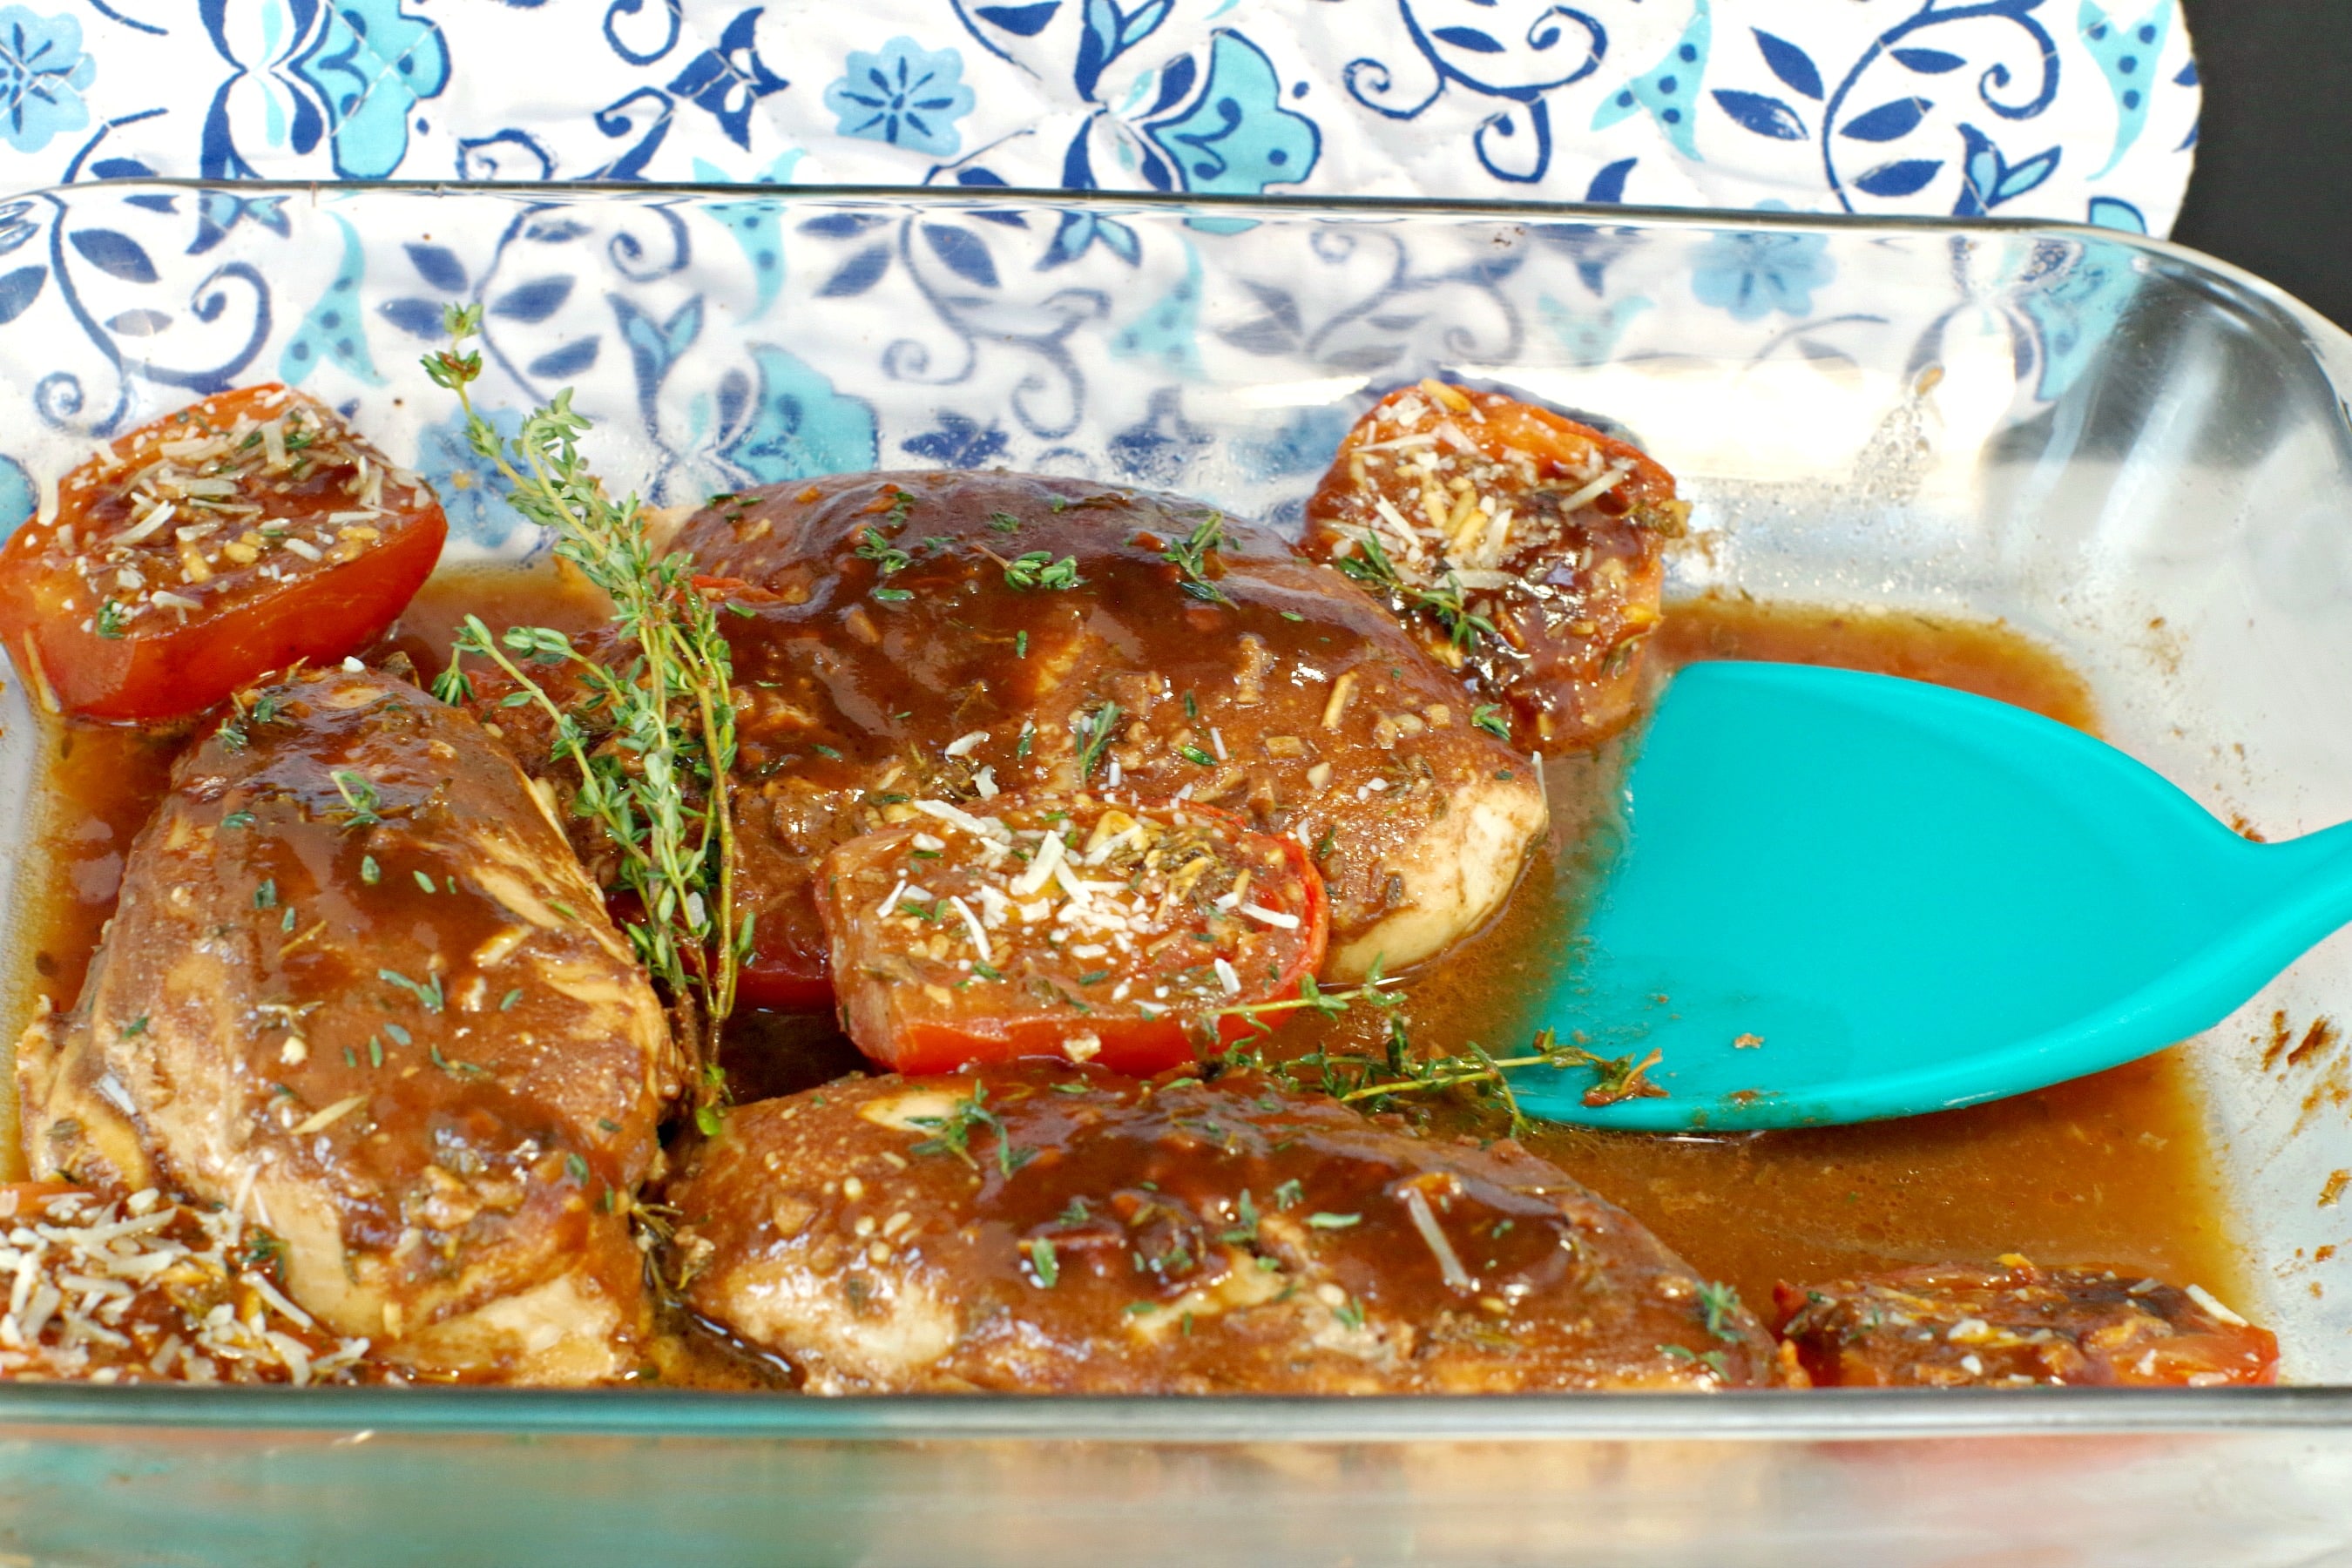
[1513,660,2352,1131]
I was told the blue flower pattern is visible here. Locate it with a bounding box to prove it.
[824,38,973,158]
[0,3,2198,528]
[0,3,2193,234]
[0,174,2205,587]
[0,7,91,154]
[417,401,531,550]
[1690,221,1833,321]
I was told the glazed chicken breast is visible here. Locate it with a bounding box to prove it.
[665,1063,1779,1394]
[646,470,1547,998]
[16,666,674,1382]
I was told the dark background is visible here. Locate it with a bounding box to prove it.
[2173,0,2352,326]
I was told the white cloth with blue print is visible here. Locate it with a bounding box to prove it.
[0,0,2198,235]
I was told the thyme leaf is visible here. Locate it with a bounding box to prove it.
[1160,512,1233,605]
[426,304,741,1119]
[1334,530,1499,651]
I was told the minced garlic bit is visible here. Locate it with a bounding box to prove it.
[0,1186,371,1385]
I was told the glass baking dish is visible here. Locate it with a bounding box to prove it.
[0,180,2345,1566]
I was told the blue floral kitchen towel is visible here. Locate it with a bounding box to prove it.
[0,0,2195,231]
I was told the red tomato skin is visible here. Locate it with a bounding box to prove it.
[834,815,1331,1077]
[733,954,837,1013]
[0,386,449,722]
[12,517,445,722]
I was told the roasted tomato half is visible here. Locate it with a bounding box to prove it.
[815,799,1328,1076]
[1773,1260,2279,1389]
[0,384,448,721]
[1302,381,1686,752]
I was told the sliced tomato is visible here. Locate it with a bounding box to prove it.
[733,923,840,1011]
[815,800,1328,1076]
[0,384,447,721]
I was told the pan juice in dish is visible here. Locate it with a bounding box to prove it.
[0,366,2274,1392]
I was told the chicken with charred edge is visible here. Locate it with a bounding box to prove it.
[476,469,1545,1013]
[16,666,676,1383]
[1301,382,1686,753]
[664,1063,1779,1393]
[1773,1259,2278,1388]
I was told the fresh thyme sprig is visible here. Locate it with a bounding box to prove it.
[423,304,740,1126]
[1213,963,1664,1134]
[1333,529,1499,652]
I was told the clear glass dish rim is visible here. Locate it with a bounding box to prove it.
[0,174,2307,290]
[0,176,2337,1436]
[0,1382,2345,1438]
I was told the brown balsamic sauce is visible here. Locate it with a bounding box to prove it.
[0,573,2249,1364]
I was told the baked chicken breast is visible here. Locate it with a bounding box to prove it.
[17,666,674,1382]
[665,1063,1779,1393]
[652,470,1548,997]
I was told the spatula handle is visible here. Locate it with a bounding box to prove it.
[2253,818,2352,950]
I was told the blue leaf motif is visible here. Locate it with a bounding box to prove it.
[1752,30,1821,100]
[1430,26,1504,55]
[1713,90,1806,141]
[800,213,888,238]
[378,298,447,339]
[277,212,383,389]
[975,2,1058,36]
[0,266,44,326]
[1143,30,1320,197]
[1892,48,1965,75]
[106,308,172,337]
[490,276,576,324]
[1147,55,1195,117]
[922,225,999,288]
[528,339,600,378]
[1118,0,1169,51]
[1954,125,2061,216]
[1842,97,1931,143]
[664,6,789,151]
[68,229,158,284]
[818,243,893,297]
[404,243,468,292]
[1585,157,1636,205]
[1853,159,1943,198]
[611,294,702,411]
[1589,0,1713,160]
[1995,146,2061,204]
